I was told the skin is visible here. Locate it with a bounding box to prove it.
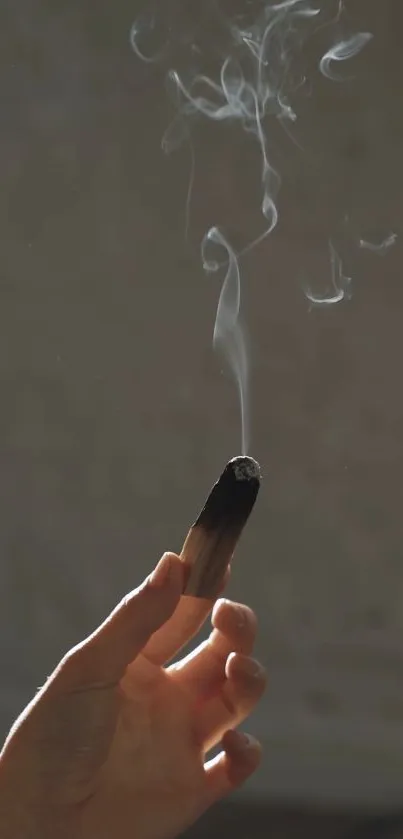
[0,552,267,839]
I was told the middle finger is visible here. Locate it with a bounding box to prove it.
[168,599,257,698]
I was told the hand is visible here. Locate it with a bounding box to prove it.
[0,552,266,839]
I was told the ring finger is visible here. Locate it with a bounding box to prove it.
[196,651,267,753]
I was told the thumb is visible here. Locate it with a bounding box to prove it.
[52,553,184,690]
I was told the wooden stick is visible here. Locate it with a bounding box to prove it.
[181,456,261,598]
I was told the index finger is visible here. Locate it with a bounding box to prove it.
[142,564,230,665]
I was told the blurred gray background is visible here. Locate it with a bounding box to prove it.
[1,1,403,836]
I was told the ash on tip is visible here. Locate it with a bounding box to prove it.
[229,456,261,482]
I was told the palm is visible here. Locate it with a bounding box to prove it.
[81,657,206,839]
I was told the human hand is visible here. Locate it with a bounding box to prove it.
[0,552,266,839]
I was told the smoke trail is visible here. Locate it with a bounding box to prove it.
[130,0,373,449]
[202,227,249,454]
[161,116,195,241]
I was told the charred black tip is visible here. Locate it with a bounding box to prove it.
[194,455,261,534]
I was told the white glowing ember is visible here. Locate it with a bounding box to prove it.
[230,456,261,481]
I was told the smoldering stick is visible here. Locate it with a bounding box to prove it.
[181,456,261,598]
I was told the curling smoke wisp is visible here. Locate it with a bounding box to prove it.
[359,233,397,256]
[130,0,374,452]
[319,31,372,81]
[304,240,352,306]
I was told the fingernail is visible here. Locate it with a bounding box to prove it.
[149,553,173,588]
[232,730,260,751]
[234,604,246,629]
[235,656,265,679]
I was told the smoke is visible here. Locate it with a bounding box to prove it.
[304,240,351,307]
[164,1,318,252]
[359,233,397,256]
[202,226,249,453]
[319,32,373,81]
[161,116,195,240]
[130,0,374,452]
[129,4,173,64]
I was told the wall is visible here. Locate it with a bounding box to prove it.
[1,0,403,815]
